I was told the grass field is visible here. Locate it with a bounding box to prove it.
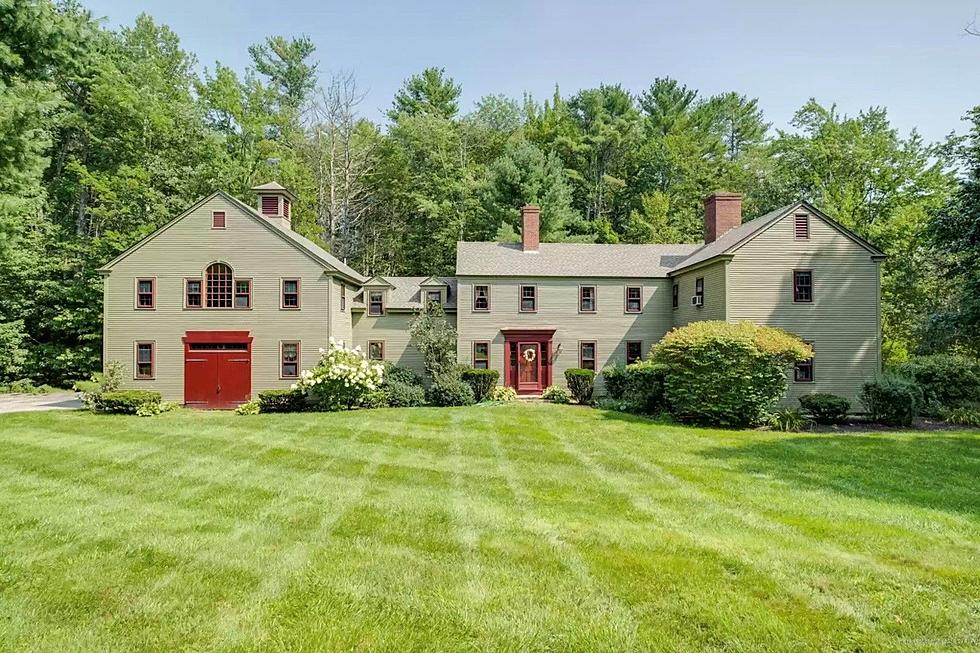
[0,404,977,652]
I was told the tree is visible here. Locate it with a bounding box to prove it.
[388,67,461,120]
[408,302,458,381]
[247,35,318,111]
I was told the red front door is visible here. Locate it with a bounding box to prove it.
[517,342,542,393]
[183,331,252,409]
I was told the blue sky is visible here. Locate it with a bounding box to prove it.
[84,0,980,143]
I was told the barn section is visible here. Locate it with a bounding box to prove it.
[99,190,365,405]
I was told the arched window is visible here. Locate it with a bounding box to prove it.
[206,263,233,308]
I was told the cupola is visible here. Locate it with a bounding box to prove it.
[251,181,296,230]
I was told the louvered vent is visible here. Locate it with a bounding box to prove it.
[261,195,280,215]
[794,214,809,239]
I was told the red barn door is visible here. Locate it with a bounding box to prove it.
[183,331,252,409]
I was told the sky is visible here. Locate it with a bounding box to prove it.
[83,0,980,143]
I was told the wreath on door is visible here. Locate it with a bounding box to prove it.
[522,348,536,363]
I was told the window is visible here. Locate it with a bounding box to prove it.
[793,270,812,303]
[136,278,155,309]
[235,279,251,308]
[579,341,596,371]
[426,290,442,306]
[211,211,226,229]
[135,342,154,379]
[473,341,489,369]
[473,285,490,311]
[695,278,704,306]
[368,340,384,361]
[281,341,299,378]
[795,342,814,382]
[520,285,537,312]
[794,214,809,240]
[282,279,300,309]
[625,286,642,313]
[206,263,233,308]
[185,279,202,308]
[672,283,679,309]
[368,290,384,316]
[626,341,642,365]
[579,286,596,313]
[340,284,346,311]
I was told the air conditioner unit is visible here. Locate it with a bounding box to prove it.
[691,295,703,307]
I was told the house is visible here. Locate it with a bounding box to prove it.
[100,185,884,408]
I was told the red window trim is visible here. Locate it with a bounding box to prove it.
[368,340,385,361]
[340,284,346,312]
[793,269,813,304]
[135,277,156,310]
[184,278,203,309]
[671,283,679,310]
[794,341,815,382]
[472,341,490,369]
[281,278,301,310]
[578,285,597,313]
[367,290,385,316]
[794,214,810,240]
[695,278,705,307]
[211,211,226,229]
[234,278,253,310]
[134,341,155,380]
[579,341,597,371]
[280,340,300,379]
[472,284,491,312]
[519,284,537,313]
[204,262,236,309]
[624,285,642,314]
[626,340,643,365]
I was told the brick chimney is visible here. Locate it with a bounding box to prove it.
[703,192,742,244]
[250,181,295,230]
[521,205,540,252]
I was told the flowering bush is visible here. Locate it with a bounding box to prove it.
[292,338,385,411]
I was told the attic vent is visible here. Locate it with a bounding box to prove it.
[794,214,810,240]
[261,195,279,215]
[283,198,290,219]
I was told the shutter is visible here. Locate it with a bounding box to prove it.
[261,195,279,215]
[794,214,809,239]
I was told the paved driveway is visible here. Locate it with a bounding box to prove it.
[0,392,82,414]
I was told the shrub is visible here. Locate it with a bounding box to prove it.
[767,408,812,432]
[74,361,124,411]
[798,393,851,425]
[293,338,385,411]
[620,361,667,414]
[489,386,518,402]
[461,368,499,402]
[427,376,475,407]
[409,303,458,381]
[564,368,596,404]
[383,362,424,388]
[0,379,54,394]
[235,400,260,415]
[384,380,427,407]
[651,321,812,427]
[97,390,162,415]
[361,389,390,409]
[939,405,980,427]
[894,354,980,413]
[601,364,629,400]
[258,388,307,413]
[542,385,572,404]
[860,373,924,426]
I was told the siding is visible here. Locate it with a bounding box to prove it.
[671,259,727,327]
[726,211,882,406]
[330,277,354,345]
[103,195,331,401]
[352,310,458,378]
[455,276,674,389]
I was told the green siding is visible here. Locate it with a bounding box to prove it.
[726,211,882,406]
[103,195,332,402]
[455,276,673,389]
[671,260,728,327]
[352,311,457,378]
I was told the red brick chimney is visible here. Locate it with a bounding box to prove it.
[703,192,742,243]
[521,205,540,252]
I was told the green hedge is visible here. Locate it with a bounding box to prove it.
[384,380,427,407]
[564,368,595,404]
[258,388,306,413]
[798,393,850,425]
[97,390,162,415]
[383,362,424,388]
[652,321,811,427]
[461,368,499,403]
[427,377,475,407]
[621,361,667,414]
[894,354,980,414]
[542,385,572,404]
[602,364,629,400]
[860,374,923,426]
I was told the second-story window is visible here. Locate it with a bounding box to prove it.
[579,286,596,313]
[520,285,537,312]
[625,286,642,313]
[235,280,251,308]
[340,284,346,311]
[672,283,679,309]
[426,290,442,306]
[206,263,233,308]
[695,278,704,306]
[368,290,384,316]
[136,278,155,309]
[186,279,202,308]
[473,285,490,311]
[794,270,813,303]
[282,279,300,309]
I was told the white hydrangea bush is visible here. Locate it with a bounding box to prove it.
[292,338,385,411]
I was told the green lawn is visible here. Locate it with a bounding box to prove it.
[0,405,977,652]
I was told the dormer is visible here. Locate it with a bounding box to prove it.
[251,181,296,231]
[361,276,394,316]
[419,276,449,306]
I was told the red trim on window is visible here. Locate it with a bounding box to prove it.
[368,290,384,316]
[473,284,491,312]
[135,341,155,379]
[135,278,156,310]
[579,285,597,313]
[519,285,537,313]
[235,278,252,309]
[212,211,226,229]
[472,341,490,369]
[793,269,813,303]
[579,341,597,371]
[280,340,300,379]
[368,340,385,361]
[794,341,814,382]
[184,278,203,309]
[281,278,301,309]
[625,286,642,313]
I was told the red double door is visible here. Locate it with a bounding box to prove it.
[183,331,252,409]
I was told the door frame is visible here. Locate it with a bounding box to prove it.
[182,330,253,408]
[501,328,555,395]
[516,341,542,393]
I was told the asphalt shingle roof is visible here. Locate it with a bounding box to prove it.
[353,277,458,310]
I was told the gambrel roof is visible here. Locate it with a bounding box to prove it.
[98,191,367,284]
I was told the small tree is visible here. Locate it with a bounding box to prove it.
[409,302,458,380]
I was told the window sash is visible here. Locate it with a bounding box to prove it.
[282,279,300,308]
[234,279,251,308]
[579,286,596,312]
[185,279,202,308]
[626,341,642,365]
[625,286,642,313]
[340,285,346,311]
[520,285,536,312]
[368,291,384,315]
[794,271,813,303]
[135,342,154,379]
[426,290,442,305]
[136,279,154,309]
[473,285,490,311]
[206,264,234,308]
[473,342,489,369]
[281,341,299,378]
[579,342,596,370]
[368,341,384,360]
